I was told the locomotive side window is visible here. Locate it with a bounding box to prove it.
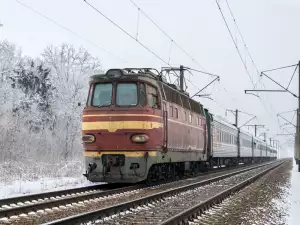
[92,83,112,107]
[147,85,160,109]
[116,83,138,106]
[140,83,147,106]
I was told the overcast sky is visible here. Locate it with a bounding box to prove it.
[1,0,298,156]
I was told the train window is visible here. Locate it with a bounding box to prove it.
[116,83,138,106]
[170,106,173,117]
[92,83,112,107]
[147,85,160,109]
[197,117,200,125]
[189,113,192,123]
[184,111,187,121]
[175,108,178,118]
[139,83,147,106]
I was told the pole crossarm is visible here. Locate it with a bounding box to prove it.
[261,72,298,98]
[245,89,287,93]
[261,64,298,73]
[244,125,265,127]
[277,114,296,128]
[276,133,295,137]
[184,67,220,78]
[239,116,257,129]
[191,76,220,98]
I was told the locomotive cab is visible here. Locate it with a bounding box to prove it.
[82,69,164,183]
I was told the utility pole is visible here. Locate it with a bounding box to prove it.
[244,124,265,137]
[225,109,239,127]
[179,65,184,92]
[297,60,300,171]
[244,61,300,171]
[235,109,238,127]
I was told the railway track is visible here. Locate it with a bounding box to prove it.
[0,163,238,213]
[0,161,279,224]
[22,160,281,225]
[0,183,129,209]
[0,162,261,220]
[64,160,283,225]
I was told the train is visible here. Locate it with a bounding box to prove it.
[81,68,278,183]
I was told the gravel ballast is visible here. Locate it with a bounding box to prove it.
[191,160,292,225]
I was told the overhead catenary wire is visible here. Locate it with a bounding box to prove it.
[128,0,221,94]
[216,0,281,131]
[84,0,217,95]
[83,0,177,73]
[128,0,207,72]
[225,0,260,76]
[13,0,127,63]
[215,0,256,87]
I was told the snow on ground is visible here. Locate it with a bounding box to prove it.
[286,160,300,225]
[0,176,104,199]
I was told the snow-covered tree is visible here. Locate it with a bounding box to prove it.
[42,44,102,160]
[0,41,102,182]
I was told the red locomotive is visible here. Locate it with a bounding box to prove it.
[82,68,277,183]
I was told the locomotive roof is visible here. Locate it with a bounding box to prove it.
[89,68,160,83]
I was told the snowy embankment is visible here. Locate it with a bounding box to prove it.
[286,160,300,225]
[0,176,103,199]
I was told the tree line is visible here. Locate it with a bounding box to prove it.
[0,41,102,182]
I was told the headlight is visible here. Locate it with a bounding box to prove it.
[82,134,96,143]
[131,134,149,143]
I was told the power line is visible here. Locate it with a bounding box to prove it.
[86,0,216,98]
[216,0,280,131]
[128,0,207,72]
[127,0,224,100]
[225,0,260,76]
[13,0,127,63]
[84,0,175,69]
[215,0,256,87]
[84,0,213,96]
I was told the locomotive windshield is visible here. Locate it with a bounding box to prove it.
[92,83,112,107]
[116,83,138,106]
[91,82,150,107]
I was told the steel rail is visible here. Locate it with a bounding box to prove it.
[0,160,258,208]
[0,184,143,218]
[0,162,267,220]
[159,160,286,225]
[42,160,281,225]
[0,183,113,207]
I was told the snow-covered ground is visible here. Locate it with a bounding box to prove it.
[287,160,300,225]
[0,176,104,199]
